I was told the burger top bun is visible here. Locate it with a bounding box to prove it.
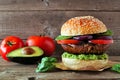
[61,16,107,36]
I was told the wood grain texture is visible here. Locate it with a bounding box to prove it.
[0,0,119,80]
[0,11,119,39]
[0,0,119,11]
[0,57,120,80]
[107,40,120,56]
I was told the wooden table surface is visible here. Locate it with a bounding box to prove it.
[0,56,120,80]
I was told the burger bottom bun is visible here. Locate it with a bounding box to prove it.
[62,58,108,70]
[61,44,110,54]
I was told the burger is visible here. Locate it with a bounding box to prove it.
[55,16,113,70]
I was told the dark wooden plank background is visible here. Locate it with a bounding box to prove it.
[0,0,119,56]
[0,0,119,11]
[0,0,120,80]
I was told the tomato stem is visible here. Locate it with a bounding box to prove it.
[7,41,16,46]
[39,34,45,36]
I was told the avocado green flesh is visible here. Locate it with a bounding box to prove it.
[62,52,108,60]
[7,46,44,57]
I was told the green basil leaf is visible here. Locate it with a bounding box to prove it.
[111,64,120,73]
[36,57,57,72]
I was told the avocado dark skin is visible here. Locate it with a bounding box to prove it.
[7,55,44,64]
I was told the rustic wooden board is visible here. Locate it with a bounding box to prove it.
[107,40,120,55]
[0,11,119,39]
[0,56,120,80]
[0,0,119,11]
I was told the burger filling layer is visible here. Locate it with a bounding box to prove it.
[62,52,108,60]
[56,30,113,45]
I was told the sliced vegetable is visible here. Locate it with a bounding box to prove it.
[55,35,73,40]
[73,35,93,41]
[111,64,120,73]
[7,46,44,64]
[57,39,80,44]
[36,57,57,72]
[89,39,113,44]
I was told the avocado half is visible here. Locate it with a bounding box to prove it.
[7,46,44,64]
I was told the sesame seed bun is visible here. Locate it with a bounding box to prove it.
[61,16,107,36]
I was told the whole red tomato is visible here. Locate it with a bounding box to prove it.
[26,36,55,56]
[0,36,24,61]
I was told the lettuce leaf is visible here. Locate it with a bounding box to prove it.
[55,35,73,40]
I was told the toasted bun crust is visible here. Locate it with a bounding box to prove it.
[61,16,107,36]
[62,58,108,70]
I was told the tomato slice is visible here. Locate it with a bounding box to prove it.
[89,39,113,44]
[57,39,80,44]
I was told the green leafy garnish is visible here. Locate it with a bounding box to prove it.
[99,30,113,36]
[111,64,120,73]
[62,52,108,60]
[55,35,73,40]
[36,57,57,72]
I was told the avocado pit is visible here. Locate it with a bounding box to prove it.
[22,47,35,55]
